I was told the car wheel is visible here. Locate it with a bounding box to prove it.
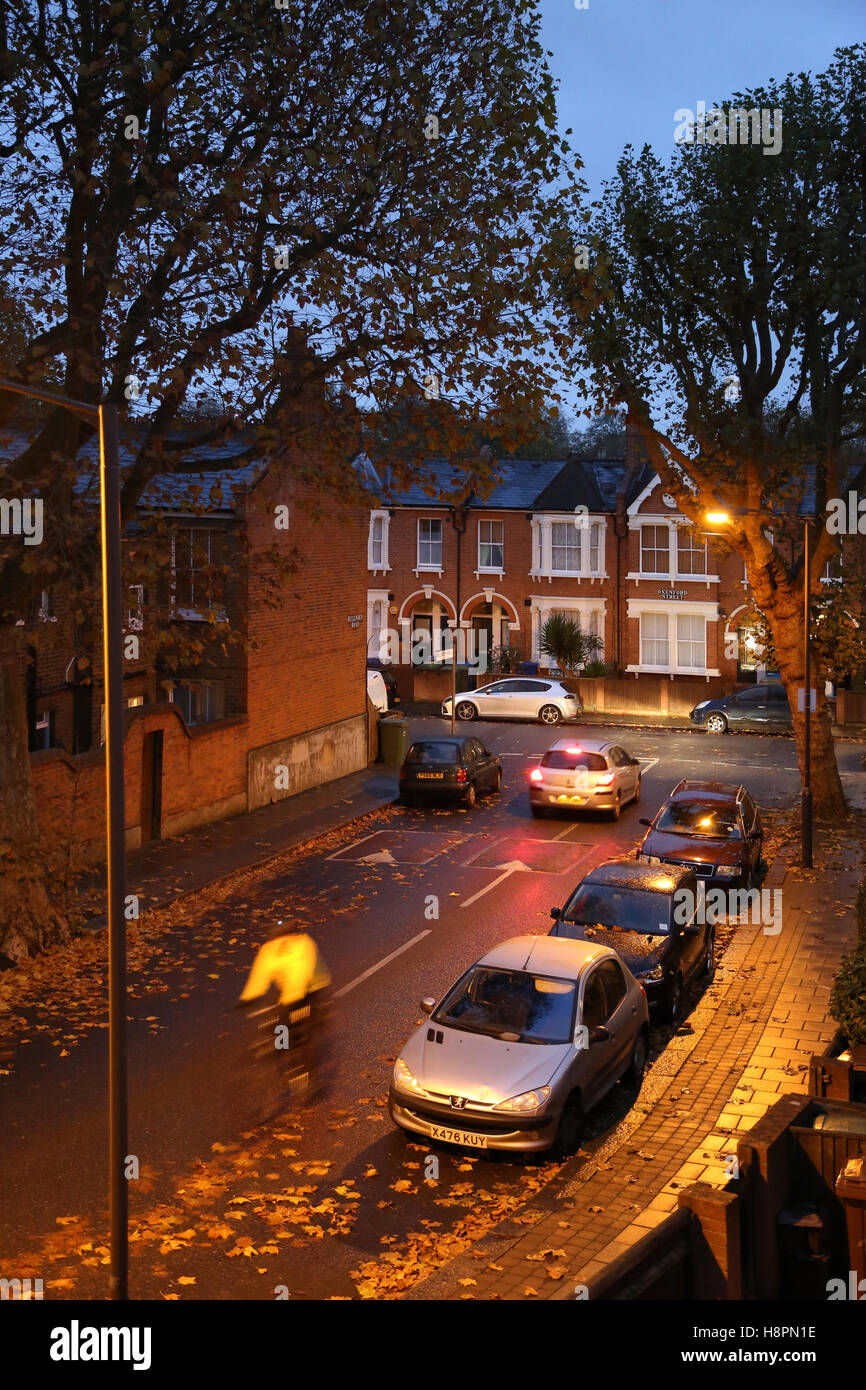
[625,1027,648,1087]
[538,704,562,726]
[530,804,547,818]
[455,701,477,722]
[464,782,477,808]
[551,1092,585,1159]
[666,974,683,1023]
[490,769,502,795]
[610,793,621,822]
[632,774,641,805]
[706,713,728,734]
[702,929,716,978]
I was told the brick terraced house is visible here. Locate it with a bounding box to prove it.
[6,426,369,867]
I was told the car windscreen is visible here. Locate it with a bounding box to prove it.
[541,749,607,771]
[407,742,459,764]
[655,800,742,839]
[561,884,670,934]
[433,966,576,1044]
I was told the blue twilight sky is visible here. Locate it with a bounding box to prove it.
[539,0,865,203]
[537,0,864,420]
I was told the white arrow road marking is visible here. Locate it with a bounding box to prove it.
[334,930,433,999]
[460,859,532,908]
[326,831,379,862]
[359,848,399,865]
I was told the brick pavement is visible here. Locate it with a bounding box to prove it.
[409,829,863,1300]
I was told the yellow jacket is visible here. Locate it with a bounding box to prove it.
[239,933,331,1007]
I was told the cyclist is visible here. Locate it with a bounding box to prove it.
[239,920,331,1088]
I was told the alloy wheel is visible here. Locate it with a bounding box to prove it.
[706,713,727,734]
[455,701,477,721]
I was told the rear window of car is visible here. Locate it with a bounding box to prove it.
[560,884,671,934]
[541,749,607,772]
[656,799,742,839]
[407,742,459,764]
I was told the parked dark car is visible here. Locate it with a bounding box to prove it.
[548,860,713,1022]
[367,657,400,708]
[636,780,763,889]
[689,683,791,735]
[399,736,502,808]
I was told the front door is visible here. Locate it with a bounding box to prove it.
[141,731,164,842]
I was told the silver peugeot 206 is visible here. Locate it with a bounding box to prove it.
[389,935,649,1157]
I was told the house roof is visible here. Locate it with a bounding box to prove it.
[0,424,263,514]
[360,454,654,513]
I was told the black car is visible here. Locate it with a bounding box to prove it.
[367,658,400,709]
[637,780,763,890]
[399,736,502,808]
[548,860,713,1022]
[689,683,791,735]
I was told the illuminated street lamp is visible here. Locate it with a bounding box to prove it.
[0,378,128,1298]
[704,506,813,868]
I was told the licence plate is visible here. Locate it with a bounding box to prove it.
[430,1124,488,1147]
[417,772,444,779]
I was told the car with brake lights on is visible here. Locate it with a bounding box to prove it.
[528,737,641,820]
[441,677,582,726]
[389,934,649,1157]
[548,860,714,1023]
[399,736,502,809]
[636,780,763,890]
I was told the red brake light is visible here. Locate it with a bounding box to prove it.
[457,768,468,782]
[530,767,543,783]
[565,746,582,755]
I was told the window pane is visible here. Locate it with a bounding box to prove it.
[419,519,443,566]
[479,520,503,568]
[677,614,705,669]
[677,530,707,575]
[551,521,580,571]
[640,526,669,574]
[589,522,600,572]
[640,612,668,666]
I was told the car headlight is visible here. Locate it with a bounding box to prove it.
[715,864,740,878]
[638,964,665,982]
[393,1058,427,1097]
[693,701,709,711]
[493,1086,550,1113]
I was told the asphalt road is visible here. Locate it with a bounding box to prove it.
[2,721,863,1299]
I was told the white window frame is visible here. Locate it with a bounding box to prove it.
[530,596,607,666]
[367,509,391,574]
[551,520,582,575]
[530,514,607,581]
[170,527,227,622]
[416,517,444,574]
[626,516,719,587]
[127,584,144,631]
[477,519,504,575]
[676,529,708,577]
[626,598,720,676]
[639,523,671,577]
[367,588,391,659]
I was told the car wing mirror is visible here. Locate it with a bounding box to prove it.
[420,997,435,1015]
[638,817,652,827]
[588,1025,610,1046]
[550,906,562,920]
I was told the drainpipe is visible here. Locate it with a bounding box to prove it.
[448,501,470,723]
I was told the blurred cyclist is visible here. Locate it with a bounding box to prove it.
[239,920,331,1087]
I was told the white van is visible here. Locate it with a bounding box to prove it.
[366,669,389,715]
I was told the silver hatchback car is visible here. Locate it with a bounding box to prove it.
[389,935,649,1156]
[442,678,582,726]
[529,737,642,820]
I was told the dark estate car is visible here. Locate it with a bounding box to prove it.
[636,780,764,890]
[549,860,714,1022]
[689,683,792,735]
[399,736,502,808]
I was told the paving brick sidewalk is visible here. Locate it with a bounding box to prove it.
[408,831,863,1301]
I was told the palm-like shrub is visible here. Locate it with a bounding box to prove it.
[538,614,603,680]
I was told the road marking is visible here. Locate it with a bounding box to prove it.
[638,757,659,773]
[334,930,433,999]
[325,830,379,862]
[460,865,524,908]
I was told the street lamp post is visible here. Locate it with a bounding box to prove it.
[704,506,814,868]
[0,379,128,1299]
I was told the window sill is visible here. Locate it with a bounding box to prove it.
[414,567,443,578]
[475,568,505,579]
[626,664,720,677]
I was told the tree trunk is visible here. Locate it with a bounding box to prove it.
[0,624,70,966]
[760,602,846,820]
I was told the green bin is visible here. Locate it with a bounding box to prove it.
[378,715,409,766]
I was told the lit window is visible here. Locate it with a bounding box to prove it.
[640,612,669,666]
